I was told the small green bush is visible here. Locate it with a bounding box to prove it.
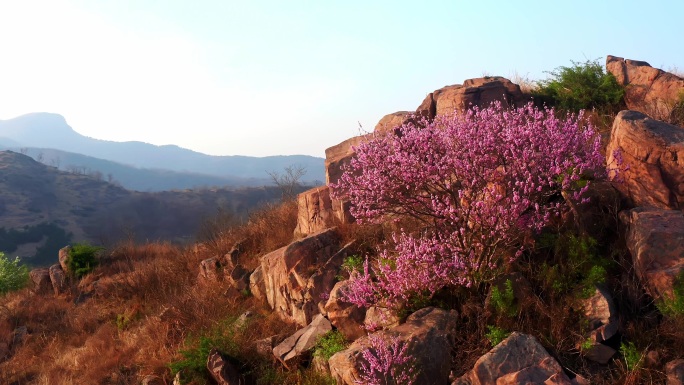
[313,330,348,360]
[657,270,684,317]
[169,335,216,383]
[620,341,643,371]
[485,325,510,347]
[0,252,29,294]
[536,59,624,113]
[67,243,102,278]
[491,279,517,317]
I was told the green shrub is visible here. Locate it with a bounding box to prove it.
[313,330,348,360]
[620,341,643,371]
[657,270,684,317]
[0,252,29,294]
[535,232,609,299]
[485,325,510,347]
[536,59,624,113]
[169,335,216,383]
[491,279,517,317]
[67,243,102,278]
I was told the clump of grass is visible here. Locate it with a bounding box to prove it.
[485,325,510,347]
[490,279,517,317]
[67,243,103,278]
[313,330,348,360]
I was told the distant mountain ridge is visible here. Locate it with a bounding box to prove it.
[0,113,325,188]
[0,150,291,265]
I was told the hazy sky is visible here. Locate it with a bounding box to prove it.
[0,0,682,157]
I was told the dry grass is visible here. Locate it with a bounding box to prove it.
[509,71,539,94]
[0,199,308,385]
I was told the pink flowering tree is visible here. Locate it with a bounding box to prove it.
[331,102,606,308]
[356,333,418,385]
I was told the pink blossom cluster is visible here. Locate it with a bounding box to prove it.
[356,333,418,385]
[331,102,605,307]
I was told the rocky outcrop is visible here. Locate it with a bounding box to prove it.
[606,110,684,209]
[272,314,332,367]
[606,56,684,123]
[48,264,67,295]
[454,332,572,385]
[258,229,353,326]
[667,359,684,385]
[374,111,412,134]
[206,348,245,385]
[197,247,250,291]
[29,268,52,294]
[621,207,684,300]
[58,245,71,273]
[324,135,371,186]
[329,307,457,385]
[294,186,334,236]
[324,280,366,340]
[416,77,527,120]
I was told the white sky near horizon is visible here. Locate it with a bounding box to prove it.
[0,0,682,157]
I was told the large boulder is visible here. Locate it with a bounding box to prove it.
[606,110,684,209]
[416,77,527,120]
[272,314,332,367]
[259,229,353,326]
[29,268,52,294]
[294,186,347,237]
[374,111,413,134]
[329,307,457,385]
[48,264,67,295]
[606,56,684,123]
[454,332,572,385]
[325,134,371,186]
[621,207,684,300]
[58,245,71,273]
[324,280,366,341]
[667,359,684,385]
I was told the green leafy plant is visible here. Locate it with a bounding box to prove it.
[313,330,348,360]
[169,335,216,383]
[536,232,609,299]
[491,279,517,317]
[67,243,103,278]
[485,325,510,347]
[657,270,684,317]
[620,341,644,371]
[535,59,624,113]
[0,252,29,294]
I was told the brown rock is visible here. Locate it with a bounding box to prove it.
[457,332,571,385]
[667,359,684,385]
[606,56,684,123]
[324,280,366,340]
[260,229,350,326]
[58,245,71,273]
[621,207,684,300]
[226,264,250,291]
[29,268,52,294]
[606,110,684,209]
[206,348,244,385]
[48,263,67,295]
[329,307,458,385]
[363,306,400,331]
[583,284,618,331]
[374,111,412,134]
[249,265,265,301]
[198,256,222,285]
[416,77,527,120]
[272,314,332,367]
[294,186,337,237]
[324,134,371,186]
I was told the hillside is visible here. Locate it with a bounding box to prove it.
[0,150,292,266]
[0,146,273,191]
[0,112,325,186]
[1,56,684,385]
